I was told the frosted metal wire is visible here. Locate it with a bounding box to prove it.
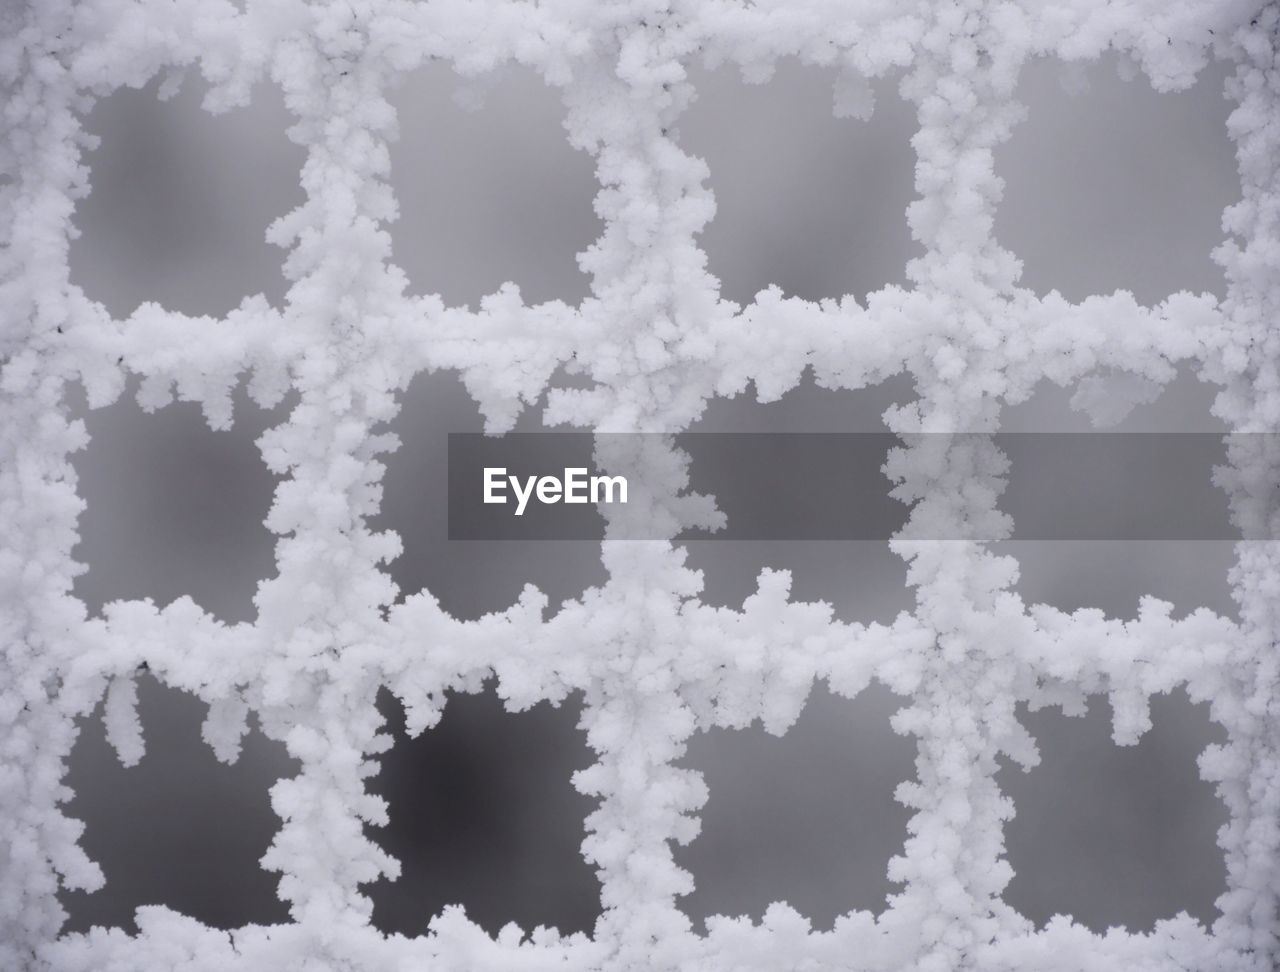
[1,1,1277,969]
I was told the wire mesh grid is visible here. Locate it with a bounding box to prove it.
[2,0,1278,969]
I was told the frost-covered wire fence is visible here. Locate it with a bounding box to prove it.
[2,0,1278,969]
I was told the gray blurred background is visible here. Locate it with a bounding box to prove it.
[60,54,1240,937]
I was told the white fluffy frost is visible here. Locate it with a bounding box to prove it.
[1,0,1278,970]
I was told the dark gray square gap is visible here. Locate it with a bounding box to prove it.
[60,675,296,934]
[69,379,286,625]
[364,686,600,937]
[386,63,600,309]
[675,682,915,930]
[679,60,919,307]
[996,54,1237,305]
[681,373,915,622]
[996,366,1236,620]
[999,691,1228,933]
[375,370,607,620]
[70,77,304,320]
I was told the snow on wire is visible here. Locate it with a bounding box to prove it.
[1,0,1278,969]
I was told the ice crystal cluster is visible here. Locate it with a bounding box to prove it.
[2,0,1279,969]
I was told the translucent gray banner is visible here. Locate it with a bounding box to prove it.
[446,433,1278,541]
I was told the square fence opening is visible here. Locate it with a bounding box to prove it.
[60,675,295,935]
[69,379,286,625]
[674,682,916,930]
[375,370,608,619]
[69,78,304,320]
[995,54,1237,306]
[364,686,601,937]
[998,691,1229,933]
[680,60,920,307]
[387,62,600,309]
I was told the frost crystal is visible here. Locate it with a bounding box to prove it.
[1,0,1278,970]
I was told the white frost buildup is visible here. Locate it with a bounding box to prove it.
[1,0,1277,970]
